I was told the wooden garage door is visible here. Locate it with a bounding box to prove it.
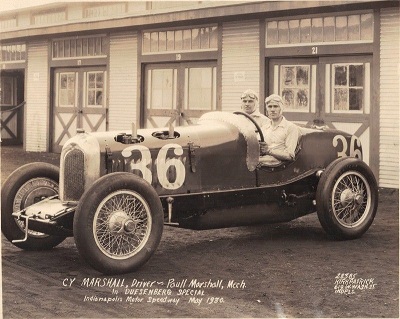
[52,67,107,152]
[144,62,217,128]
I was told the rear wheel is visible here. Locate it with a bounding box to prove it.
[316,157,378,240]
[1,162,67,250]
[73,172,164,274]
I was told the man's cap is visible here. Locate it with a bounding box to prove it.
[265,94,284,106]
[241,89,258,101]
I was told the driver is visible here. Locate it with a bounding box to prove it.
[259,94,300,166]
[240,89,269,127]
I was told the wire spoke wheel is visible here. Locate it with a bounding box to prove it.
[316,157,378,240]
[94,190,152,259]
[1,162,66,250]
[74,172,163,274]
[13,177,59,238]
[332,171,371,228]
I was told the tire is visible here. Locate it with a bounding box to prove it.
[316,157,378,240]
[73,172,164,274]
[1,162,67,250]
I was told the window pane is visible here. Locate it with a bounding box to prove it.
[88,73,96,88]
[289,20,300,43]
[150,32,158,52]
[282,89,295,108]
[96,73,103,88]
[143,32,150,52]
[1,77,14,105]
[76,39,82,56]
[300,19,311,42]
[335,16,348,41]
[21,44,26,60]
[167,31,174,51]
[334,88,348,110]
[151,69,174,109]
[59,74,75,106]
[64,40,70,57]
[88,38,95,56]
[59,41,64,58]
[349,65,364,87]
[159,32,167,51]
[96,91,103,105]
[296,89,309,108]
[278,21,289,44]
[361,13,373,40]
[323,17,335,42]
[191,29,200,50]
[70,40,76,57]
[200,27,209,49]
[82,38,88,56]
[349,88,363,110]
[348,15,360,41]
[68,75,75,89]
[311,18,323,42]
[53,42,58,58]
[88,91,95,105]
[183,29,191,50]
[334,66,347,86]
[187,67,213,110]
[296,66,309,86]
[95,37,102,55]
[282,66,296,86]
[210,26,218,48]
[175,30,183,50]
[267,21,278,45]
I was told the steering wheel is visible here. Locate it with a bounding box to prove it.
[233,111,265,142]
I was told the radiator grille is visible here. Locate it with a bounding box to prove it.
[63,149,85,202]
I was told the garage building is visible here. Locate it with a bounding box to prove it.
[0,0,398,188]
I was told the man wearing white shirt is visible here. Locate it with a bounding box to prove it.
[259,94,300,166]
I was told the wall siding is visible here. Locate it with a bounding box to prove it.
[379,8,400,188]
[25,40,49,152]
[221,20,260,111]
[108,32,138,131]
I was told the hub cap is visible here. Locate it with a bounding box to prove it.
[93,190,152,259]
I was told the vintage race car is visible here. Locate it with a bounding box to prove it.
[1,111,378,274]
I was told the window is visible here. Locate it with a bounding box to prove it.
[332,63,365,112]
[0,44,26,62]
[1,77,16,106]
[53,36,108,59]
[184,67,217,110]
[143,26,218,53]
[86,72,105,107]
[146,69,177,110]
[266,12,373,46]
[58,73,76,106]
[280,65,311,112]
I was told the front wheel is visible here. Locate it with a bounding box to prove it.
[1,162,67,250]
[73,172,164,274]
[316,157,378,240]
